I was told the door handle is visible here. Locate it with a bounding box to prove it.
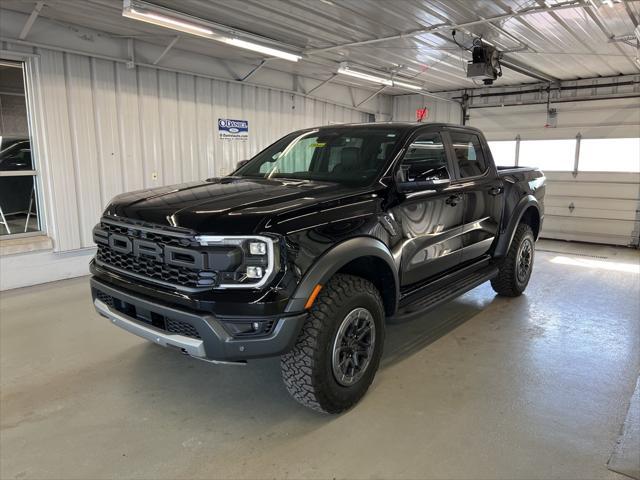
[446,194,461,206]
[489,186,504,196]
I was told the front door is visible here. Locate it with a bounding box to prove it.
[445,128,504,263]
[391,128,466,287]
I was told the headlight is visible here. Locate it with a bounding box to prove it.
[246,266,263,278]
[249,241,267,256]
[194,235,278,289]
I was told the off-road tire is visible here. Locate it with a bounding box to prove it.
[280,274,385,414]
[491,223,535,297]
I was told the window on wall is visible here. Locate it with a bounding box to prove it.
[518,139,575,171]
[579,138,640,172]
[488,141,517,166]
[0,60,41,237]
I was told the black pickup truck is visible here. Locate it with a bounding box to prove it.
[90,123,545,413]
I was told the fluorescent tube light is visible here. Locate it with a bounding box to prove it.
[223,38,301,62]
[338,63,423,90]
[123,4,214,37]
[122,0,301,62]
[337,63,392,86]
[392,80,423,90]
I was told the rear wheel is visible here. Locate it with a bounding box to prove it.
[491,223,535,297]
[280,274,385,413]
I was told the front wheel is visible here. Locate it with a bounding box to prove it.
[280,274,385,414]
[491,223,535,297]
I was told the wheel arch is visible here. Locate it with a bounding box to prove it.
[494,195,541,258]
[285,237,399,316]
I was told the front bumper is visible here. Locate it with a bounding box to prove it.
[90,278,306,362]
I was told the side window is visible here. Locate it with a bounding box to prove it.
[399,132,449,182]
[449,132,487,178]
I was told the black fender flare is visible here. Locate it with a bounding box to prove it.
[285,236,399,314]
[494,194,541,258]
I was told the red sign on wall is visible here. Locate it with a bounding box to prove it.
[416,107,429,122]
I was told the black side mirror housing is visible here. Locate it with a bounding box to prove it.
[397,178,451,193]
[236,160,250,169]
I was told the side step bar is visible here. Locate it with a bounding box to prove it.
[391,265,499,321]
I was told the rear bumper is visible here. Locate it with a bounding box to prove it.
[90,278,306,362]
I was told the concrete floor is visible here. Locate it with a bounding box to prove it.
[1,239,639,480]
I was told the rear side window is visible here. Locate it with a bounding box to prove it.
[399,132,449,182]
[449,131,487,178]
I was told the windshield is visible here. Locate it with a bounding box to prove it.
[235,127,402,186]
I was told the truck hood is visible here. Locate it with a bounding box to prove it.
[104,177,372,234]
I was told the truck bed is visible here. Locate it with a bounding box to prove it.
[497,165,537,173]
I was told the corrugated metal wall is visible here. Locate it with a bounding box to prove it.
[33,48,368,252]
[392,94,462,124]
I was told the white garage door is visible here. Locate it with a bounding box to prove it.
[473,98,640,247]
[543,171,640,247]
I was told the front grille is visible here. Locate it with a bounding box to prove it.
[99,221,194,249]
[95,290,115,308]
[95,290,202,340]
[94,218,218,290]
[166,318,201,338]
[96,246,204,288]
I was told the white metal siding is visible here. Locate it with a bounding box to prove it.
[32,48,368,252]
[392,94,462,124]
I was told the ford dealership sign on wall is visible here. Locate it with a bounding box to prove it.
[218,118,249,140]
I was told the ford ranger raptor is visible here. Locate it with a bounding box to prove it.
[90,123,545,413]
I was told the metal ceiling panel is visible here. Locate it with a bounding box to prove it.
[2,0,639,93]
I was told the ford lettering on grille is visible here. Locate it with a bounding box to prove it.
[96,231,205,269]
[92,221,234,289]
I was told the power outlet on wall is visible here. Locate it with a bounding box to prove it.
[151,172,158,180]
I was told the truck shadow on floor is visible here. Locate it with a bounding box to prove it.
[381,296,488,369]
[125,287,497,420]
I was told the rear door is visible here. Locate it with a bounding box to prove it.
[391,127,466,287]
[444,128,504,263]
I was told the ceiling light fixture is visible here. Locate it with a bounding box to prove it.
[338,63,423,91]
[222,38,301,62]
[392,79,423,90]
[337,63,392,86]
[122,0,301,62]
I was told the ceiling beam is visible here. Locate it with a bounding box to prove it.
[239,59,268,81]
[499,57,561,84]
[303,0,585,54]
[18,1,45,40]
[307,73,337,95]
[153,35,180,65]
[356,86,386,107]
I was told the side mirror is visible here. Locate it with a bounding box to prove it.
[236,159,250,169]
[397,178,451,193]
